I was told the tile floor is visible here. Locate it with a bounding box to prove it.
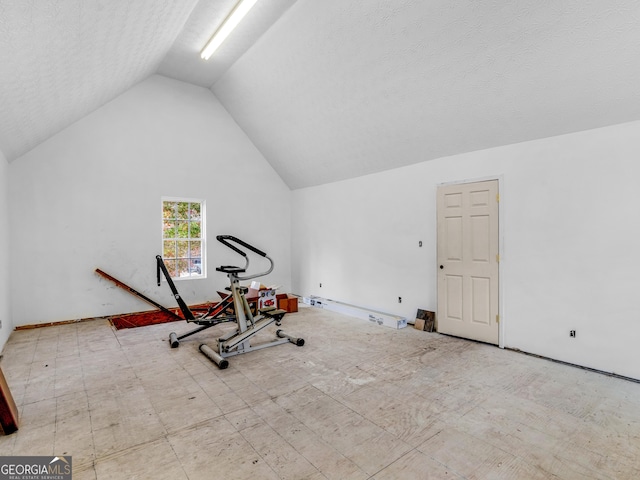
[1,305,639,479]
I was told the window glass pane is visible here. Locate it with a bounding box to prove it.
[177,259,189,277]
[176,240,189,259]
[190,241,201,257]
[163,202,176,220]
[166,260,178,277]
[189,221,201,239]
[162,199,204,279]
[190,203,201,221]
[190,258,202,275]
[163,220,176,239]
[176,202,189,220]
[176,221,188,238]
[163,241,176,259]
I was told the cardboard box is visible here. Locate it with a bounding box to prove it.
[258,289,276,310]
[304,296,407,329]
[368,313,407,329]
[416,309,435,332]
[303,296,324,308]
[277,294,299,313]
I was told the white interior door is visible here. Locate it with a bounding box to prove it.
[437,180,499,345]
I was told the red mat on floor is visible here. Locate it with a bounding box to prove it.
[110,304,213,330]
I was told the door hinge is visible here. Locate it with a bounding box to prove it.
[496,315,500,323]
[496,254,500,263]
[496,193,500,202]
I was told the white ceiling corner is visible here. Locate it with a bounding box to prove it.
[157,0,298,88]
[0,0,199,162]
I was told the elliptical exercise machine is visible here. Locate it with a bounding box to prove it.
[157,235,304,369]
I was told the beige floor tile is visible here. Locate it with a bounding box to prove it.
[206,388,250,414]
[19,396,57,429]
[11,422,56,456]
[417,427,518,478]
[0,429,17,455]
[22,366,57,405]
[240,420,321,479]
[150,387,224,433]
[1,308,639,480]
[54,411,95,470]
[326,415,413,475]
[167,417,280,480]
[225,406,264,432]
[251,400,368,480]
[233,382,273,406]
[94,437,188,480]
[372,449,465,479]
[91,410,166,458]
[87,381,154,431]
[70,465,97,480]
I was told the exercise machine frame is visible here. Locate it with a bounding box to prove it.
[158,235,304,368]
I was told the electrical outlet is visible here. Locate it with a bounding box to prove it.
[570,330,576,338]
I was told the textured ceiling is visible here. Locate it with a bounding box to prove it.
[213,0,640,188]
[0,0,293,162]
[0,0,199,161]
[2,0,640,189]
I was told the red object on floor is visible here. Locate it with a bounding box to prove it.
[0,366,19,435]
[110,304,214,330]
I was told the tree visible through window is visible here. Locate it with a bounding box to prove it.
[162,199,204,278]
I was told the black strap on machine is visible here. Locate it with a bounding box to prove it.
[156,255,195,321]
[216,235,267,257]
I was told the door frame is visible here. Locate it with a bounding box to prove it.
[436,175,505,348]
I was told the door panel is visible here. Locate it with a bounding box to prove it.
[437,180,499,344]
[471,215,490,262]
[470,189,490,206]
[445,192,462,208]
[446,275,464,321]
[471,276,490,325]
[445,216,463,260]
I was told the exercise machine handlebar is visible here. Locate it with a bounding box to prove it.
[217,235,267,257]
[216,235,273,281]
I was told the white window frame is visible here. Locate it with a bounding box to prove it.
[161,196,206,280]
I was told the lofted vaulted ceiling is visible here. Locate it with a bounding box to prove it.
[2,0,640,189]
[0,0,296,161]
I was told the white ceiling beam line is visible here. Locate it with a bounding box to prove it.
[200,0,259,60]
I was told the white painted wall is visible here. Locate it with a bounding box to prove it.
[9,75,291,326]
[0,148,12,352]
[292,121,640,380]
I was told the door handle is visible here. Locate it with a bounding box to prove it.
[440,265,444,269]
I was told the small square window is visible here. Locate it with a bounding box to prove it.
[162,198,205,279]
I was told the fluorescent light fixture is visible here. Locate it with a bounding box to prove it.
[200,0,259,60]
